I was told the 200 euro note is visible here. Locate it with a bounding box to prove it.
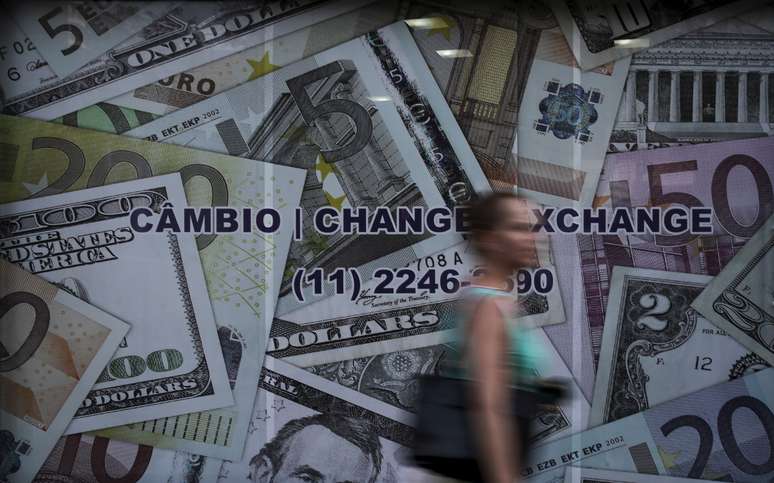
[0,260,128,483]
[0,115,306,459]
[0,174,232,434]
[124,21,492,317]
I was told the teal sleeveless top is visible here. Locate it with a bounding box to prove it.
[449,286,545,388]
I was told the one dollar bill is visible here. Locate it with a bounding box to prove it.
[692,213,774,366]
[0,260,128,483]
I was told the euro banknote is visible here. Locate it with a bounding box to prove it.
[123,21,491,317]
[0,260,128,483]
[406,1,630,207]
[0,174,233,435]
[549,0,759,70]
[564,467,720,483]
[579,136,774,363]
[9,1,173,78]
[692,213,774,366]
[35,435,221,482]
[109,0,399,115]
[0,115,305,458]
[1,0,373,120]
[524,368,774,482]
[591,267,768,426]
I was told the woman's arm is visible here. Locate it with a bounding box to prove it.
[467,297,519,483]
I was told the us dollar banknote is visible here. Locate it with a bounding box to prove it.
[577,136,774,363]
[1,0,373,120]
[9,1,173,78]
[608,11,774,154]
[549,0,759,70]
[124,21,491,317]
[590,267,769,426]
[109,0,400,115]
[523,368,774,482]
[564,467,721,483]
[692,213,774,366]
[0,175,233,434]
[217,356,423,482]
[0,260,128,483]
[34,435,221,482]
[306,331,590,445]
[405,1,630,207]
[0,115,306,457]
[268,239,563,366]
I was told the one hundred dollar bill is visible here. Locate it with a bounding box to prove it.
[124,21,491,317]
[9,2,173,78]
[692,213,774,366]
[0,114,305,458]
[576,136,774,363]
[549,0,759,70]
[591,267,769,426]
[269,239,564,366]
[306,334,590,445]
[0,260,128,483]
[564,467,720,483]
[35,434,221,482]
[523,368,774,482]
[406,2,630,207]
[1,0,373,120]
[109,0,399,115]
[0,174,233,434]
[217,356,424,482]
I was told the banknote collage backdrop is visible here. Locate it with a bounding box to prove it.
[0,1,772,482]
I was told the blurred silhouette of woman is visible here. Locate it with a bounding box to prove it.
[453,192,545,483]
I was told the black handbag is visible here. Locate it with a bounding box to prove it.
[412,374,566,481]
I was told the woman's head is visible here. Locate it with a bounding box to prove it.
[469,193,539,270]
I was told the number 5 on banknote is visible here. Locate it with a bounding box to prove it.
[286,61,373,162]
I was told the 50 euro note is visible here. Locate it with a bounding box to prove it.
[0,0,373,120]
[123,20,492,317]
[577,136,774,363]
[404,1,630,207]
[523,367,774,482]
[692,213,774,366]
[0,115,306,459]
[0,260,128,483]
